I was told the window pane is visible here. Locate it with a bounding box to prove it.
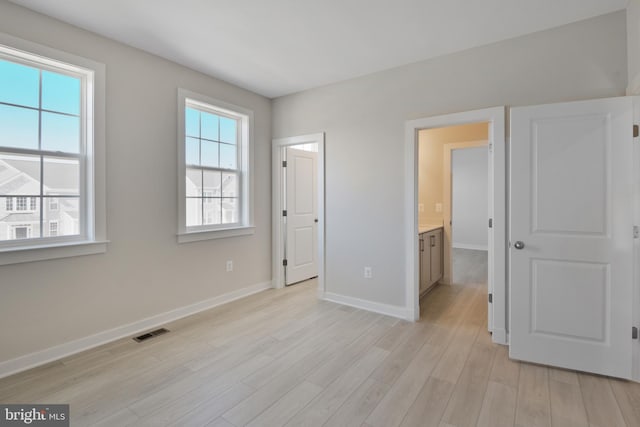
[43,157,79,196]
[219,144,236,169]
[0,153,40,195]
[47,197,59,211]
[201,112,219,141]
[222,172,237,197]
[42,71,80,115]
[185,107,199,138]
[186,137,199,165]
[201,140,219,168]
[186,197,202,227]
[0,196,40,241]
[221,198,238,224]
[203,198,221,225]
[54,197,80,236]
[0,105,39,150]
[41,112,80,153]
[203,170,222,196]
[186,168,201,197]
[219,116,236,144]
[0,59,39,108]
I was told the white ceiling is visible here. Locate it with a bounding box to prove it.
[9,0,628,98]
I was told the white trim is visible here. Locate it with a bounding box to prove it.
[0,280,272,379]
[178,226,255,243]
[633,96,640,382]
[176,88,254,242]
[0,240,108,266]
[452,243,489,251]
[405,106,507,346]
[271,133,326,296]
[323,292,411,320]
[494,329,508,345]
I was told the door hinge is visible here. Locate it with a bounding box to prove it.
[488,293,493,303]
[633,326,638,340]
[282,160,287,167]
[282,210,287,217]
[488,218,493,228]
[282,259,288,267]
[634,225,639,239]
[634,125,639,138]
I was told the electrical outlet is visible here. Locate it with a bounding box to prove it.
[435,202,443,213]
[364,267,372,279]
[226,260,233,272]
[418,203,424,212]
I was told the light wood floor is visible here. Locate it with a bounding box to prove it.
[1,255,640,426]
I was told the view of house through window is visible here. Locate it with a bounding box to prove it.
[184,103,240,228]
[0,56,83,242]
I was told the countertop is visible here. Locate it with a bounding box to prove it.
[419,224,443,234]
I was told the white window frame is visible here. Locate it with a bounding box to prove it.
[49,220,59,237]
[177,89,254,243]
[15,197,26,212]
[0,33,107,265]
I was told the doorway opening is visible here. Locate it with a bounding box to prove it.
[417,124,489,310]
[405,107,506,344]
[449,143,490,288]
[272,133,325,294]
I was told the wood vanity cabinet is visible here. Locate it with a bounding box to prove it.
[419,228,443,295]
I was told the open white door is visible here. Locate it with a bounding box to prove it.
[510,97,634,379]
[285,147,318,285]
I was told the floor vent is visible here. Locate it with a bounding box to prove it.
[133,328,170,342]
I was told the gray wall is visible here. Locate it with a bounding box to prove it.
[272,11,627,309]
[0,1,272,362]
[628,1,640,93]
[452,147,489,250]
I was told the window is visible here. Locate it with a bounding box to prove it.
[0,35,106,265]
[13,225,31,240]
[178,89,254,242]
[15,197,27,211]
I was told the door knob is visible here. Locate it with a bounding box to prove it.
[314,218,318,223]
[514,241,525,250]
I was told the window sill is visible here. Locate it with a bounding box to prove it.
[0,240,109,266]
[178,226,255,243]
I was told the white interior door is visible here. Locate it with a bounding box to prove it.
[285,147,318,285]
[510,97,635,379]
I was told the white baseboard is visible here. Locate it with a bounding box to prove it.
[452,243,488,251]
[323,292,411,320]
[491,328,508,345]
[0,280,273,380]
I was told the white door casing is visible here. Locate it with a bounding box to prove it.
[285,147,318,285]
[272,133,325,293]
[510,97,634,379]
[405,106,506,344]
